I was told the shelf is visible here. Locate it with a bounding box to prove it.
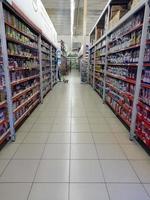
[8,53,38,60]
[96,63,105,65]
[11,75,39,86]
[14,99,39,127]
[0,101,6,108]
[5,21,38,43]
[138,101,150,112]
[108,44,140,55]
[141,83,150,89]
[95,69,104,74]
[95,76,104,82]
[42,58,50,61]
[137,113,150,128]
[13,91,39,113]
[0,119,7,126]
[107,72,136,84]
[95,88,103,97]
[6,36,38,50]
[96,53,106,57]
[43,70,51,75]
[12,84,39,101]
[107,63,138,67]
[96,45,106,50]
[9,67,39,71]
[0,129,10,145]
[109,23,143,43]
[106,99,131,127]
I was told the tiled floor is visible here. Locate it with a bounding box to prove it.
[0,70,150,200]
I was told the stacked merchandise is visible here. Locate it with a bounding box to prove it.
[89,46,95,86]
[136,21,150,146]
[94,38,106,97]
[4,7,40,127]
[89,0,150,149]
[79,45,89,84]
[41,38,51,97]
[60,40,67,75]
[51,46,57,86]
[106,9,144,127]
[0,34,10,144]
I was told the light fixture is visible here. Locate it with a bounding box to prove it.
[70,0,75,50]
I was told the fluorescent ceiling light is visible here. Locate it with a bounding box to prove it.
[70,0,75,50]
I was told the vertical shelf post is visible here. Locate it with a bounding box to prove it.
[38,35,43,104]
[103,5,110,103]
[0,1,15,141]
[130,0,150,139]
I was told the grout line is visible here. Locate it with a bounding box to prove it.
[26,125,48,200]
[87,113,111,200]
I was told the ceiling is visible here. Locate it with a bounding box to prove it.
[41,0,108,36]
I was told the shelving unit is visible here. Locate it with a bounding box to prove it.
[0,25,10,144]
[41,37,52,97]
[0,1,58,145]
[89,46,95,87]
[78,45,89,84]
[51,45,57,87]
[3,5,41,128]
[89,0,150,149]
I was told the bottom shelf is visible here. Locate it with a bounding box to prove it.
[15,99,40,128]
[106,99,131,128]
[0,129,10,145]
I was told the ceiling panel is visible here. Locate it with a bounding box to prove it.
[41,0,107,36]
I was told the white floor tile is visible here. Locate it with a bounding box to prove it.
[71,123,91,132]
[35,160,69,182]
[0,183,31,200]
[28,183,68,200]
[101,160,139,183]
[71,134,93,144]
[15,132,28,143]
[51,124,70,132]
[121,144,149,160]
[70,160,104,182]
[93,134,118,144]
[144,184,150,197]
[130,160,150,183]
[0,144,19,159]
[42,144,70,159]
[13,144,45,159]
[71,144,98,159]
[47,134,70,143]
[91,124,111,133]
[23,133,49,144]
[107,183,150,200]
[0,160,39,182]
[70,183,109,200]
[30,123,52,132]
[96,144,127,159]
[0,160,9,175]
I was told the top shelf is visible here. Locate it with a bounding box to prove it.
[90,0,147,47]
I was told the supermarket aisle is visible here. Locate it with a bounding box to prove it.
[0,70,150,200]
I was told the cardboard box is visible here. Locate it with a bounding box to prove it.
[131,0,141,9]
[109,9,127,30]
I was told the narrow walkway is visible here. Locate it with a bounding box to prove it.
[0,70,150,200]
